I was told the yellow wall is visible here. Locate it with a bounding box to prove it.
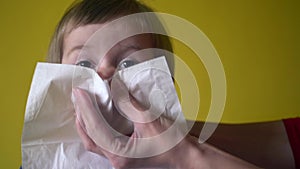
[0,0,299,168]
[144,0,300,123]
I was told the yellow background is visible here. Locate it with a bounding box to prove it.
[0,0,299,168]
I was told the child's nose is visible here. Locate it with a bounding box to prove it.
[96,61,116,80]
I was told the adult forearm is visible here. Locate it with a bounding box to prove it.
[173,135,259,169]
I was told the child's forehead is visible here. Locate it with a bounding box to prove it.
[66,14,152,36]
[65,24,103,45]
[65,17,151,43]
[63,22,155,63]
[65,21,154,50]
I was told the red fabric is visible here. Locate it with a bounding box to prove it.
[283,117,300,169]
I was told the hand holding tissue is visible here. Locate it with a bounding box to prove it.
[22,57,186,169]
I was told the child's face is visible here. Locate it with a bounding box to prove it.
[62,23,155,80]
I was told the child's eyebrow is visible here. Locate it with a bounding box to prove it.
[67,45,84,57]
[119,43,141,51]
[107,43,141,65]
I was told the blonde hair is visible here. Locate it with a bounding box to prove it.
[47,0,173,71]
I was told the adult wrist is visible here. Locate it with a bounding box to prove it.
[170,135,204,169]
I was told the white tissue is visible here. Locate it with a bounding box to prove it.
[21,56,185,169]
[22,62,113,169]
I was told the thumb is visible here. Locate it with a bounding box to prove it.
[111,76,163,125]
[72,88,123,151]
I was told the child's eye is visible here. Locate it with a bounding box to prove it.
[76,60,95,69]
[117,59,137,70]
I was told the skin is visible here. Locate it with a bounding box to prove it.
[62,24,154,77]
[188,120,295,169]
[63,23,155,136]
[62,23,292,169]
[72,87,258,169]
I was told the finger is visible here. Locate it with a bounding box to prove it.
[76,113,132,168]
[111,77,157,124]
[74,105,86,133]
[75,118,104,156]
[72,88,122,152]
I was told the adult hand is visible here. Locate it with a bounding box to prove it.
[72,86,259,169]
[72,87,191,169]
